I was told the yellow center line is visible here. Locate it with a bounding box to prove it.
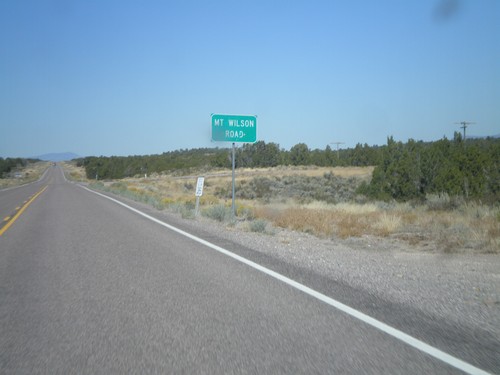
[3,217,10,222]
[0,186,48,236]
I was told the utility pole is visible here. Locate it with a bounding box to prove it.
[454,121,475,141]
[329,142,345,159]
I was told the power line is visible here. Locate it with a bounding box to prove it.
[329,142,345,158]
[454,121,475,141]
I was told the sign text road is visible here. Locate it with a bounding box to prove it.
[211,114,257,143]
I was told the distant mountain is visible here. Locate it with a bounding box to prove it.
[467,134,500,140]
[35,152,80,162]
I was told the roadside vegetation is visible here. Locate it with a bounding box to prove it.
[0,159,48,189]
[75,134,499,204]
[63,163,499,254]
[64,134,499,254]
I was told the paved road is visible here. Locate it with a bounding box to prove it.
[0,166,495,374]
[0,167,51,231]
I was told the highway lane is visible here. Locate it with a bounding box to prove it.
[0,167,494,374]
[0,166,52,234]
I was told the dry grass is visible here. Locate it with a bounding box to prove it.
[61,161,87,181]
[374,213,402,236]
[252,201,499,252]
[171,165,374,182]
[68,163,500,253]
[0,161,51,188]
[254,205,387,239]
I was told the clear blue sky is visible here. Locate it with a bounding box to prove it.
[1,0,498,158]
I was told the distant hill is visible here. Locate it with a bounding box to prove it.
[468,134,500,140]
[35,152,80,162]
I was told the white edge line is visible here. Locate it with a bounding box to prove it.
[80,185,490,375]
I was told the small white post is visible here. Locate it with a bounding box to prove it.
[195,176,205,217]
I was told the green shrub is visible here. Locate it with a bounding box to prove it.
[202,204,231,222]
[249,219,267,233]
[169,202,195,219]
[236,174,362,203]
[146,196,165,210]
[110,182,127,192]
[89,181,105,189]
[426,193,464,211]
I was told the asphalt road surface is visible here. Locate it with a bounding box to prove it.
[0,166,496,374]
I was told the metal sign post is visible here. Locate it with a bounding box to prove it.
[211,114,257,217]
[231,143,236,216]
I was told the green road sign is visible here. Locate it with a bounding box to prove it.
[211,114,257,143]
